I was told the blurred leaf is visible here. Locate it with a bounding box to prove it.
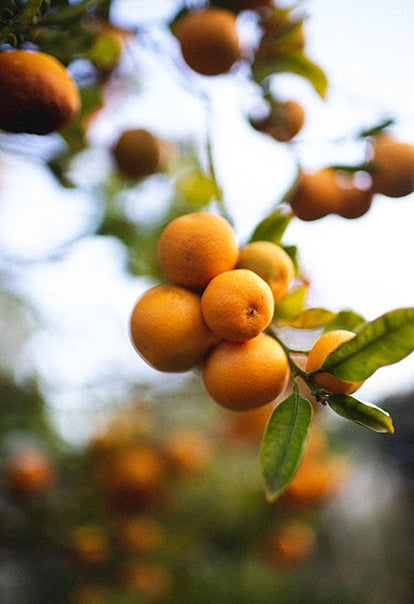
[260,387,313,501]
[320,307,414,382]
[21,0,43,22]
[274,286,307,321]
[249,207,291,244]
[328,394,394,433]
[252,51,328,98]
[175,168,219,209]
[287,307,336,329]
[323,309,366,333]
[359,118,395,138]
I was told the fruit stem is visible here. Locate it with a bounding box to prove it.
[266,326,330,404]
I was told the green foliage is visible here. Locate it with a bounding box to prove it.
[260,385,313,501]
[328,394,394,434]
[319,307,414,382]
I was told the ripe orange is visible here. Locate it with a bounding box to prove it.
[202,333,289,410]
[130,284,219,372]
[120,562,172,601]
[335,175,374,219]
[175,8,240,76]
[201,268,274,341]
[97,444,167,512]
[69,525,111,567]
[264,520,316,568]
[236,240,294,303]
[116,516,165,554]
[5,448,55,495]
[0,49,80,134]
[112,128,165,180]
[164,429,214,474]
[306,329,363,394]
[288,168,343,221]
[157,212,239,290]
[252,100,305,143]
[369,134,414,198]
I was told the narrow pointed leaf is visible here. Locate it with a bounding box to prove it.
[320,307,414,382]
[249,208,291,244]
[260,389,313,501]
[328,394,394,433]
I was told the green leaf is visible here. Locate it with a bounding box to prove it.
[328,394,394,434]
[287,307,336,329]
[359,118,395,138]
[252,51,328,98]
[260,387,313,501]
[21,0,43,23]
[274,286,306,321]
[323,309,366,333]
[320,307,414,382]
[175,168,219,209]
[249,208,291,244]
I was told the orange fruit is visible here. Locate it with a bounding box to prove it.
[175,8,240,76]
[236,240,294,303]
[164,429,214,474]
[288,168,343,221]
[306,329,363,394]
[130,284,219,372]
[157,212,239,290]
[69,525,111,567]
[222,402,274,445]
[264,520,316,567]
[112,128,166,180]
[335,173,374,219]
[203,333,289,410]
[0,49,80,134]
[97,444,167,512]
[120,562,172,601]
[252,100,305,143]
[5,448,55,495]
[201,268,274,341]
[369,134,414,198]
[116,516,165,553]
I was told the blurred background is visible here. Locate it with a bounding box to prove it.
[0,1,413,602]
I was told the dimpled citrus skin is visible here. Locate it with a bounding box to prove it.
[176,8,240,76]
[236,240,294,303]
[201,268,274,341]
[306,329,363,394]
[202,333,290,411]
[157,212,239,290]
[129,284,219,372]
[0,50,80,134]
[370,134,414,198]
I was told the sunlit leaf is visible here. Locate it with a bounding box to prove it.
[328,394,394,433]
[287,308,336,329]
[252,51,328,98]
[260,388,313,501]
[249,208,291,244]
[323,310,366,333]
[175,168,219,209]
[320,307,414,382]
[274,286,307,321]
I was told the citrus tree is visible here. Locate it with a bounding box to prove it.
[1,0,414,505]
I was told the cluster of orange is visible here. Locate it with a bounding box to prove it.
[129,211,298,411]
[288,134,414,221]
